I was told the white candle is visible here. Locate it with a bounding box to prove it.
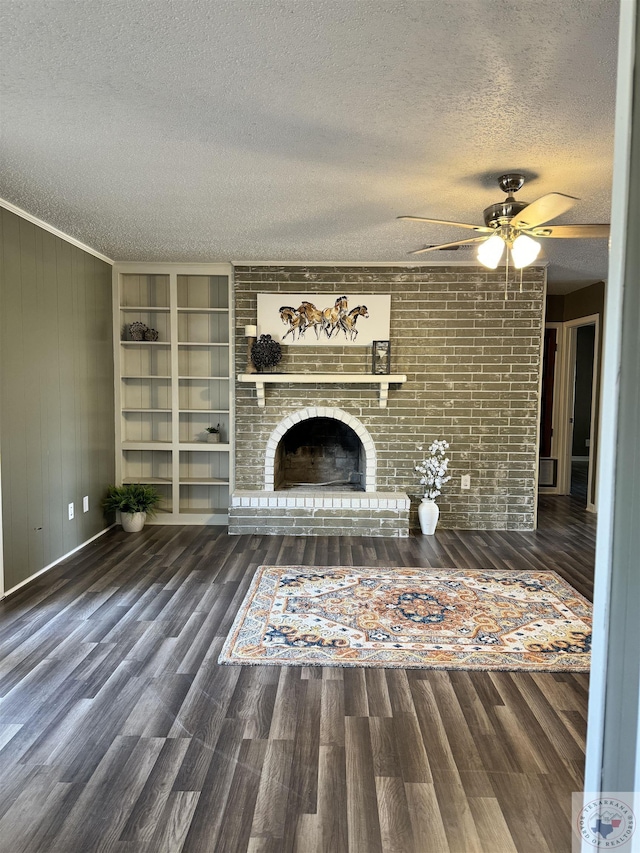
[245,324,257,337]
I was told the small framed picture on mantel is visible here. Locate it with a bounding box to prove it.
[372,340,391,374]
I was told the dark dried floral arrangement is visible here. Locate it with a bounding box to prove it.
[251,334,282,372]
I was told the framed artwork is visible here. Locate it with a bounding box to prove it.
[256,293,391,347]
[372,340,391,374]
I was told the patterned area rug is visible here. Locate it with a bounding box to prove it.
[219,565,592,671]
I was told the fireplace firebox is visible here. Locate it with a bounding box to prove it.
[274,417,365,491]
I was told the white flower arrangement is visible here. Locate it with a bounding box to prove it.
[415,439,452,500]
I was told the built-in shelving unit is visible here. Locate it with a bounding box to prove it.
[113,264,233,524]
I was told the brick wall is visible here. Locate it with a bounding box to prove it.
[234,265,546,530]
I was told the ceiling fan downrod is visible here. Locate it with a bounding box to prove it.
[484,174,529,229]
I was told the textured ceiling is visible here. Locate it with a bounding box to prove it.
[0,0,619,294]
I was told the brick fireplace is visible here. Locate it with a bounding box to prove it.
[230,264,545,536]
[230,406,410,536]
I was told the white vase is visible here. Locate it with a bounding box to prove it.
[121,511,146,533]
[418,498,439,535]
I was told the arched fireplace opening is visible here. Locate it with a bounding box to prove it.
[274,417,365,491]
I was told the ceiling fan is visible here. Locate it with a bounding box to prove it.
[398,173,610,271]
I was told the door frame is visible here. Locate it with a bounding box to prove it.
[538,321,564,494]
[557,314,600,512]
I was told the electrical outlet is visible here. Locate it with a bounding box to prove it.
[68,502,74,520]
[461,474,471,490]
[83,495,89,513]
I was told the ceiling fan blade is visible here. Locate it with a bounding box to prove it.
[409,236,488,255]
[527,224,610,239]
[398,215,494,233]
[511,193,578,229]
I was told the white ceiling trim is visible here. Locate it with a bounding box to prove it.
[0,198,114,265]
[231,259,549,268]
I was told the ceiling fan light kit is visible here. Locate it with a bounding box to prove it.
[398,173,610,293]
[476,233,505,269]
[511,233,542,268]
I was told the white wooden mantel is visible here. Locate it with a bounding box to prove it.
[237,373,407,408]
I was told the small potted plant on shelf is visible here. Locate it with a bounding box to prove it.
[102,483,162,532]
[206,424,222,443]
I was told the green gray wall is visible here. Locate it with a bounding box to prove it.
[0,209,115,592]
[546,280,605,323]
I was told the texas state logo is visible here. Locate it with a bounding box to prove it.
[577,797,636,848]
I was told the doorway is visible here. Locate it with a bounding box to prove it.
[538,314,600,512]
[558,315,600,512]
[570,325,596,504]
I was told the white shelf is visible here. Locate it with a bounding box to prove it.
[237,373,407,409]
[121,341,171,346]
[122,476,172,484]
[122,375,171,380]
[179,408,229,413]
[121,306,170,312]
[179,477,229,485]
[122,407,172,412]
[179,442,231,451]
[178,342,230,347]
[122,441,173,450]
[177,307,228,313]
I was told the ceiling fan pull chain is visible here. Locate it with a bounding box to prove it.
[505,251,509,300]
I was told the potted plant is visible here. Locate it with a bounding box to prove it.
[102,483,162,532]
[206,424,222,443]
[414,440,451,535]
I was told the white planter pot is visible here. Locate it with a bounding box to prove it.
[207,433,220,443]
[121,511,147,533]
[418,498,439,535]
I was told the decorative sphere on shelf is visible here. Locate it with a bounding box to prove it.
[251,334,282,372]
[128,321,148,341]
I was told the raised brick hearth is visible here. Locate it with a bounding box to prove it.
[229,490,410,536]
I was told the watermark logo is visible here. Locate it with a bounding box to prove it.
[573,793,636,850]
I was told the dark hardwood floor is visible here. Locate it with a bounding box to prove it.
[0,496,595,853]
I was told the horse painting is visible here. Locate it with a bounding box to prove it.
[296,301,325,339]
[322,296,349,338]
[279,306,305,341]
[265,293,384,345]
[335,305,369,341]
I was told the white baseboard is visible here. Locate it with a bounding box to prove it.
[1,524,115,599]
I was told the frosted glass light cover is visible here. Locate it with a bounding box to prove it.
[511,234,541,268]
[477,234,505,269]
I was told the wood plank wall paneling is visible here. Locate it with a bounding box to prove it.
[0,209,115,591]
[0,495,594,852]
